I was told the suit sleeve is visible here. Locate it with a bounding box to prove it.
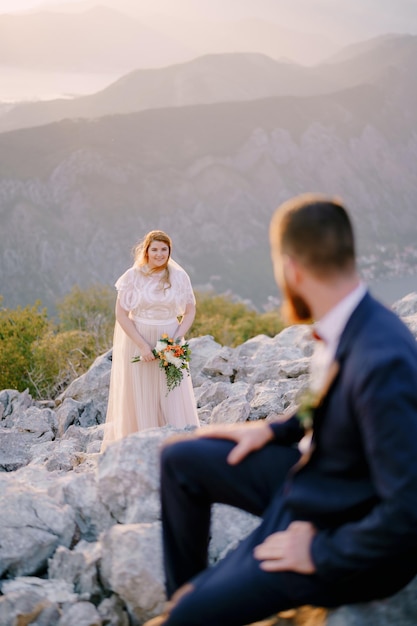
[311,346,417,580]
[269,414,305,446]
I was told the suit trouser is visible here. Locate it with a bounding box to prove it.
[160,437,343,626]
[160,436,417,626]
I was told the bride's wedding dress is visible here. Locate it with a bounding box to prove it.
[101,260,199,451]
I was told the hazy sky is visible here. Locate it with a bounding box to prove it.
[0,0,62,10]
[1,0,416,41]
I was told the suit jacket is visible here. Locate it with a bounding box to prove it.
[271,292,417,588]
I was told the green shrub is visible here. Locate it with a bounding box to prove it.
[0,298,50,395]
[191,292,284,346]
[30,329,97,399]
[56,284,115,354]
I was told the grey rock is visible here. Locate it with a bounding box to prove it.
[62,423,103,451]
[1,577,77,604]
[403,313,417,338]
[0,430,40,471]
[197,406,214,424]
[272,324,315,355]
[56,350,112,421]
[59,471,113,541]
[235,355,310,385]
[392,292,417,339]
[8,462,67,493]
[56,397,106,435]
[1,404,57,436]
[201,345,237,378]
[234,325,313,361]
[233,334,273,359]
[0,589,60,626]
[195,379,253,410]
[232,330,311,385]
[76,399,106,429]
[97,595,130,626]
[48,542,102,602]
[187,335,223,382]
[56,398,83,436]
[0,404,57,471]
[29,438,86,472]
[249,379,296,419]
[392,291,417,317]
[210,504,260,562]
[57,601,102,626]
[100,522,166,623]
[210,394,251,423]
[96,426,193,525]
[0,388,33,420]
[0,482,75,577]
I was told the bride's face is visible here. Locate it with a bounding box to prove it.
[147,240,170,270]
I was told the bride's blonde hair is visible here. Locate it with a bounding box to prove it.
[133,230,172,289]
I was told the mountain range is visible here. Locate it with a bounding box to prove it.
[2,0,416,104]
[0,34,414,134]
[1,34,416,313]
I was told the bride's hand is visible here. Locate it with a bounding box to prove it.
[196,421,274,465]
[139,344,155,362]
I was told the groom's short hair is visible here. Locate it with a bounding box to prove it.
[270,193,356,278]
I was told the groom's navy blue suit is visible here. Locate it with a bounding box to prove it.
[160,292,417,626]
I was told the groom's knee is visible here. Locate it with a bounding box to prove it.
[161,436,196,473]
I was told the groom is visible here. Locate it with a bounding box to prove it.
[146,194,417,626]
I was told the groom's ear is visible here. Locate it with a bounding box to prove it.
[280,254,303,287]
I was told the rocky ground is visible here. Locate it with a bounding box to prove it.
[1,293,417,625]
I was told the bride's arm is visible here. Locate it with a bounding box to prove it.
[115,299,155,361]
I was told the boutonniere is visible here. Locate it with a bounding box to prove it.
[295,360,340,429]
[295,388,320,430]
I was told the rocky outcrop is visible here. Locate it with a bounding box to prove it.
[1,295,417,624]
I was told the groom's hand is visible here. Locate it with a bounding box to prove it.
[254,521,317,574]
[196,421,274,465]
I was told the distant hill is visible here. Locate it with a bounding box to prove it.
[1,54,416,312]
[1,34,416,135]
[0,53,331,134]
[319,34,417,85]
[325,33,407,64]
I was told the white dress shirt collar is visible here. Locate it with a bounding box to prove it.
[308,283,366,395]
[314,282,367,354]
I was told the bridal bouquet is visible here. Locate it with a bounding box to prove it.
[132,334,191,393]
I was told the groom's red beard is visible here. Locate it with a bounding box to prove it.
[280,281,312,325]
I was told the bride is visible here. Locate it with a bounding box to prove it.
[101,230,199,451]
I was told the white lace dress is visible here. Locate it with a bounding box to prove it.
[101,260,199,450]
